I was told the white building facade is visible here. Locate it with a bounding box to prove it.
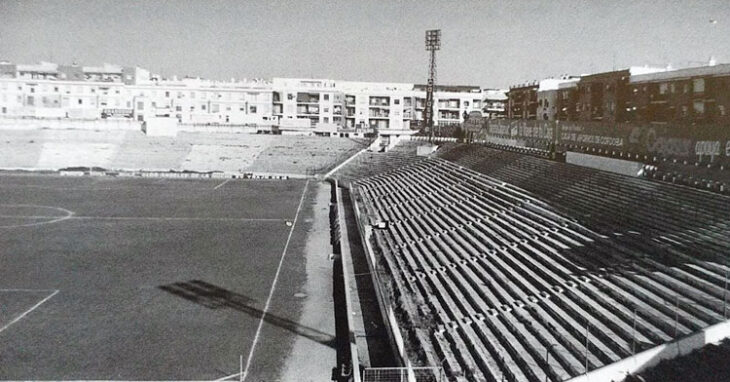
[0,61,484,136]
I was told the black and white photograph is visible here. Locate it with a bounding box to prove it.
[1,1,730,381]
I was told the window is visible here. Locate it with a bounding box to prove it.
[30,87,35,93]
[137,101,144,110]
[681,105,688,117]
[165,91,170,98]
[323,117,329,123]
[324,94,329,101]
[394,99,400,105]
[151,102,157,108]
[175,106,182,112]
[324,107,329,113]
[659,83,668,95]
[287,93,294,100]
[78,99,83,105]
[670,83,676,93]
[202,104,206,111]
[718,105,726,117]
[693,101,705,116]
[54,87,59,92]
[683,83,690,94]
[693,78,705,93]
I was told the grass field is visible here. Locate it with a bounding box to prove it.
[0,175,321,380]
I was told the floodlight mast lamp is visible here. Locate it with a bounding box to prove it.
[425,29,440,143]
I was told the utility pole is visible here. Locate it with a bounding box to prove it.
[425,29,440,143]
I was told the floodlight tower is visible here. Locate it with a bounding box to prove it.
[425,29,440,142]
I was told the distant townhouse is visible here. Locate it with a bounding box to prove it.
[627,63,730,126]
[536,77,579,121]
[507,82,538,119]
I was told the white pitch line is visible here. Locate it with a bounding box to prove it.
[214,372,242,381]
[241,180,309,382]
[0,215,68,219]
[0,289,59,335]
[0,215,288,222]
[0,288,58,292]
[213,179,232,190]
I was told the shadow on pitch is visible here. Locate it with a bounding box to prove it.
[158,280,336,349]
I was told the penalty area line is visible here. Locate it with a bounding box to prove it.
[241,179,309,382]
[213,179,232,190]
[0,289,59,335]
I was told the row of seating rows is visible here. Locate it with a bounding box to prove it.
[351,157,730,382]
[565,144,730,194]
[332,140,430,186]
[439,145,730,246]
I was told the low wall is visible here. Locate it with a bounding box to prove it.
[416,145,438,156]
[566,151,644,177]
[178,124,261,134]
[350,187,407,366]
[405,136,458,143]
[333,180,363,382]
[0,116,141,131]
[567,319,730,382]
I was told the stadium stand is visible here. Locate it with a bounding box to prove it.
[348,150,730,382]
[0,129,367,175]
[333,140,433,186]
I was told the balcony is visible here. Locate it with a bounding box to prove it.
[297,105,319,115]
[369,110,390,118]
[437,99,460,109]
[369,96,390,106]
[296,92,320,103]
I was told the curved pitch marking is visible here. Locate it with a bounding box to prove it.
[0,204,74,229]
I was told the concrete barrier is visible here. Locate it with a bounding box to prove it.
[333,180,363,382]
[566,151,645,177]
[349,186,408,366]
[567,319,730,382]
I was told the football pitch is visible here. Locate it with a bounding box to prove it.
[0,174,322,380]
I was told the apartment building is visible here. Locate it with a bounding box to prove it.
[131,77,273,125]
[507,82,538,119]
[627,63,730,126]
[271,78,483,134]
[0,60,484,135]
[481,89,507,119]
[536,77,579,121]
[507,66,672,123]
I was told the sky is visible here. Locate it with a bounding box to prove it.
[0,0,728,88]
